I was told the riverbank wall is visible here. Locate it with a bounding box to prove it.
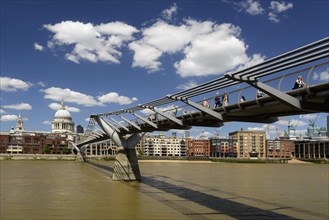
[0,153,76,161]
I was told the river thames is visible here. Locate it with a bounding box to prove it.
[1,160,328,220]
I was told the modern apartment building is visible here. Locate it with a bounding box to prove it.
[229,129,266,159]
[267,139,294,158]
[142,133,187,157]
[187,139,210,157]
[210,138,237,158]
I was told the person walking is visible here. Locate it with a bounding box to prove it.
[222,91,229,106]
[214,92,221,108]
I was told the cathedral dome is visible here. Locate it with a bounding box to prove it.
[54,109,72,119]
[51,99,75,133]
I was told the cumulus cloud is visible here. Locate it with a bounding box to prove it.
[0,77,32,92]
[236,0,265,15]
[313,68,329,82]
[268,1,293,23]
[236,53,266,71]
[129,41,162,72]
[176,80,198,90]
[270,1,293,13]
[174,23,249,77]
[140,108,154,115]
[129,19,255,77]
[48,103,80,112]
[98,92,138,105]
[162,3,178,21]
[3,103,32,110]
[40,6,266,78]
[0,114,18,121]
[43,20,138,64]
[268,12,279,23]
[42,87,103,107]
[37,81,46,87]
[302,114,318,120]
[34,42,44,51]
[275,118,307,127]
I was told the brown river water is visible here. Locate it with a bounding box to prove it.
[1,160,328,220]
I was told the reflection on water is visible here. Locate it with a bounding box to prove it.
[1,160,328,220]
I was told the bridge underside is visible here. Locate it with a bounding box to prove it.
[99,83,329,137]
[77,83,329,149]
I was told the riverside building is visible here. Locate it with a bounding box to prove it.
[142,132,187,157]
[229,129,266,159]
[0,100,80,154]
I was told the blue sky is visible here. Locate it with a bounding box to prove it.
[1,0,328,139]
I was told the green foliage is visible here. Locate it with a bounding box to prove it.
[62,147,71,154]
[42,145,51,154]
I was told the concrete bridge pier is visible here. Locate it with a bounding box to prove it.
[76,150,86,163]
[70,142,86,163]
[95,117,144,181]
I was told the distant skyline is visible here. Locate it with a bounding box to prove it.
[1,0,328,138]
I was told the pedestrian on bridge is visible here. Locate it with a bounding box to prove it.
[202,98,210,108]
[214,92,222,108]
[293,76,306,89]
[222,91,229,106]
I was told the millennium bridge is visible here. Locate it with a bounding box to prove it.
[72,37,329,181]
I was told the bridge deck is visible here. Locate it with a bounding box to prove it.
[78,82,329,146]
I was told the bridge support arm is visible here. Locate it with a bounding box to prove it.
[117,114,141,131]
[225,74,301,109]
[128,111,158,129]
[167,95,223,120]
[139,105,184,126]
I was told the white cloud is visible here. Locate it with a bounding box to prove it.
[43,20,138,64]
[129,41,162,72]
[140,108,154,115]
[175,23,249,77]
[162,3,178,21]
[268,1,293,23]
[42,87,103,107]
[0,77,32,92]
[302,114,318,120]
[3,103,32,110]
[141,20,193,54]
[270,1,293,13]
[268,12,279,23]
[247,126,265,131]
[0,109,6,114]
[34,42,44,51]
[37,81,46,87]
[129,19,255,77]
[0,115,18,121]
[275,118,307,127]
[312,68,329,82]
[236,53,266,71]
[43,121,52,125]
[237,0,265,15]
[176,80,198,90]
[48,103,80,112]
[98,92,138,105]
